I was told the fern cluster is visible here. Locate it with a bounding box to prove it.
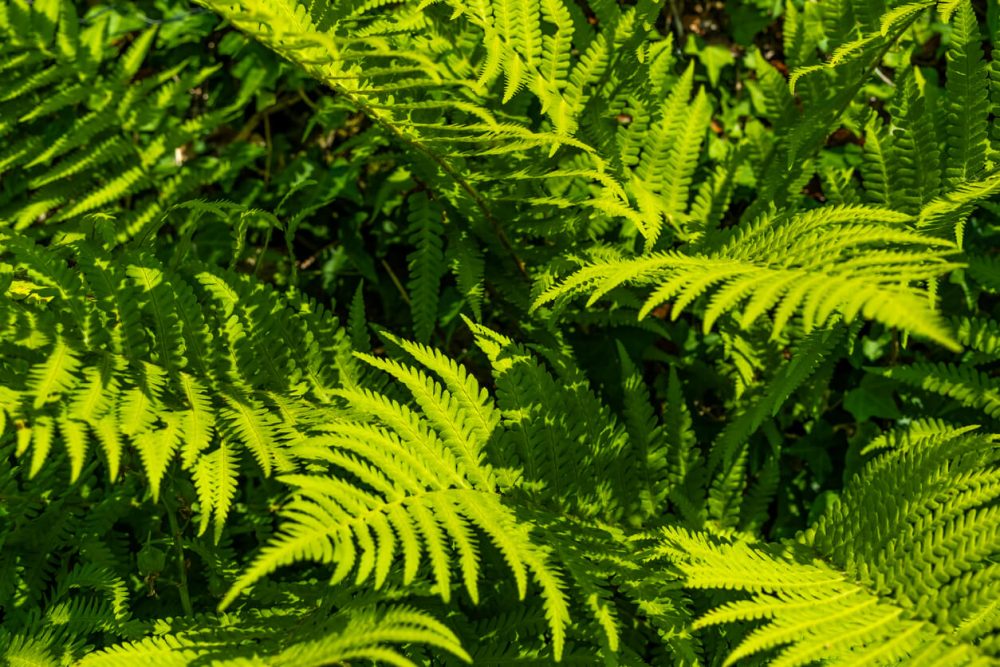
[2,2,228,236]
[2,0,999,664]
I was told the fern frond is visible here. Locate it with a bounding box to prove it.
[918,168,1000,244]
[28,337,82,412]
[0,1,239,236]
[219,338,571,659]
[943,0,990,188]
[710,327,844,475]
[880,363,1000,418]
[446,226,485,321]
[653,428,1000,666]
[77,605,471,667]
[860,419,979,455]
[618,344,670,520]
[0,224,351,515]
[537,213,960,349]
[405,192,446,343]
[467,320,635,522]
[888,68,944,213]
[789,1,928,92]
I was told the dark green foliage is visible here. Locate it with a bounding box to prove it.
[2,0,999,664]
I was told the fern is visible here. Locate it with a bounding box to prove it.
[192,0,709,261]
[0,0,250,238]
[654,427,1000,665]
[220,332,575,658]
[77,605,471,666]
[4,0,999,663]
[537,206,961,349]
[943,0,990,188]
[878,315,1000,421]
[406,192,446,342]
[0,224,354,534]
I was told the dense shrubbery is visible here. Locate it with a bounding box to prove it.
[1,0,999,664]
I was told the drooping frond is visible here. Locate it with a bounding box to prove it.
[537,206,961,349]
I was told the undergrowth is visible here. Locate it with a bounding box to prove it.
[1,0,998,664]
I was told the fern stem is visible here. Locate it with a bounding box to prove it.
[264,112,272,184]
[667,0,685,40]
[163,495,194,617]
[296,86,318,110]
[381,258,412,306]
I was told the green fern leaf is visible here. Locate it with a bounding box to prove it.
[405,193,445,343]
[537,211,960,350]
[28,337,82,410]
[881,362,1000,418]
[219,338,571,658]
[656,429,1000,666]
[944,0,990,188]
[133,412,183,501]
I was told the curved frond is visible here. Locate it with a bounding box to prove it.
[537,209,960,349]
